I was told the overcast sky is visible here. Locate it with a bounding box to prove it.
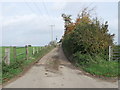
[1,1,118,46]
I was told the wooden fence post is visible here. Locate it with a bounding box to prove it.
[25,45,29,60]
[4,48,10,65]
[13,46,16,60]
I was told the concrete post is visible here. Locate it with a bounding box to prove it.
[4,48,10,65]
[109,46,112,61]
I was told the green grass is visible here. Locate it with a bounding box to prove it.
[73,53,119,77]
[61,46,120,78]
[82,61,119,77]
[1,46,54,83]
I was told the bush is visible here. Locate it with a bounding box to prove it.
[73,52,91,66]
[62,8,114,56]
[73,52,107,66]
[61,8,118,77]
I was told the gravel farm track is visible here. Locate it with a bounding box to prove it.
[3,46,118,88]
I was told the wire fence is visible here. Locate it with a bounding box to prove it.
[2,45,44,65]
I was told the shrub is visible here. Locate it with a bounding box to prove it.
[62,8,114,56]
[74,54,90,66]
[61,8,119,77]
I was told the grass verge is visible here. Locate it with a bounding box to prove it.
[2,46,54,83]
[62,47,119,78]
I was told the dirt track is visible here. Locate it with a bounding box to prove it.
[4,46,118,88]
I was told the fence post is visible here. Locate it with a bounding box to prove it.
[13,46,17,60]
[39,47,41,52]
[4,48,10,65]
[109,46,112,61]
[37,47,39,53]
[25,45,29,60]
[35,47,37,54]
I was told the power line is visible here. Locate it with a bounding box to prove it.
[24,0,55,42]
[42,0,50,16]
[24,0,36,14]
[33,2,43,15]
[42,0,56,42]
[42,0,52,25]
[24,1,50,25]
[32,2,51,25]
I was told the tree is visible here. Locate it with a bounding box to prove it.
[62,14,75,35]
[62,8,115,56]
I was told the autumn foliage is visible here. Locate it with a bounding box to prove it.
[62,8,114,55]
[61,8,119,77]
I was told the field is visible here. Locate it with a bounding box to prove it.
[1,45,54,83]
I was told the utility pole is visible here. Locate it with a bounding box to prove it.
[50,25,55,42]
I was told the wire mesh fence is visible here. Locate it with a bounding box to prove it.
[2,46,44,65]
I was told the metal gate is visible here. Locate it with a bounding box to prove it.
[109,46,120,61]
